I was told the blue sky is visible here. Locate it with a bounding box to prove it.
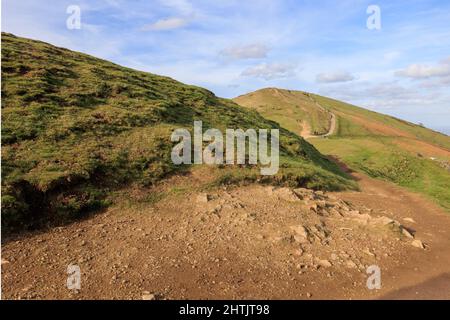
[3,0,450,134]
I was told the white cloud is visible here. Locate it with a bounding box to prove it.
[220,43,269,60]
[395,56,450,79]
[141,0,194,31]
[241,63,296,80]
[318,81,450,116]
[316,71,355,83]
[142,17,189,31]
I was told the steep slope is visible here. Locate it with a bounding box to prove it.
[234,88,450,210]
[1,33,354,231]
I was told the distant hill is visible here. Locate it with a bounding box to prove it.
[234,88,450,211]
[235,88,332,136]
[1,33,355,230]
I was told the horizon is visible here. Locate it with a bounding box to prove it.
[2,0,450,134]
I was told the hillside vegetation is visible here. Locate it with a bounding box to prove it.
[234,88,331,136]
[1,33,355,231]
[234,88,450,211]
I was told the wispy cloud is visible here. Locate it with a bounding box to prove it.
[395,56,450,79]
[316,71,355,83]
[142,0,194,31]
[241,63,296,80]
[142,17,189,31]
[220,43,269,60]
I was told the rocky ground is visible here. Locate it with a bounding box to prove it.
[3,167,448,300]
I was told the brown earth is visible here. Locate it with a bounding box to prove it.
[328,159,450,299]
[392,138,450,160]
[2,165,450,300]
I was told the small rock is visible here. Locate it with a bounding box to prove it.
[290,225,309,240]
[350,213,372,225]
[411,240,425,249]
[345,260,357,269]
[362,248,375,257]
[197,193,211,203]
[401,228,414,239]
[273,187,299,202]
[403,217,416,223]
[306,292,312,298]
[142,292,156,300]
[373,216,397,226]
[317,259,332,268]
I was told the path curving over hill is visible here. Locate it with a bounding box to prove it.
[301,97,336,139]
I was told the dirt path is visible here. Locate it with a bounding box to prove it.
[2,165,450,300]
[323,113,336,137]
[301,98,336,138]
[328,159,450,299]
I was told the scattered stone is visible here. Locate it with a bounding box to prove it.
[306,292,312,298]
[197,193,211,203]
[345,260,358,269]
[317,259,332,268]
[373,216,397,226]
[403,217,416,223]
[362,248,375,257]
[349,212,371,225]
[290,225,309,243]
[411,240,425,249]
[294,248,304,257]
[401,228,414,239]
[273,188,299,202]
[142,291,156,300]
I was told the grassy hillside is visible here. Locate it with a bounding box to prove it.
[312,94,450,150]
[1,33,355,231]
[234,88,450,211]
[234,88,331,136]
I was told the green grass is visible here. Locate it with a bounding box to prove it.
[312,137,450,211]
[234,88,450,212]
[312,94,450,149]
[1,33,354,231]
[234,88,331,136]
[309,93,450,210]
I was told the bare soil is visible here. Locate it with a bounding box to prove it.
[2,165,450,300]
